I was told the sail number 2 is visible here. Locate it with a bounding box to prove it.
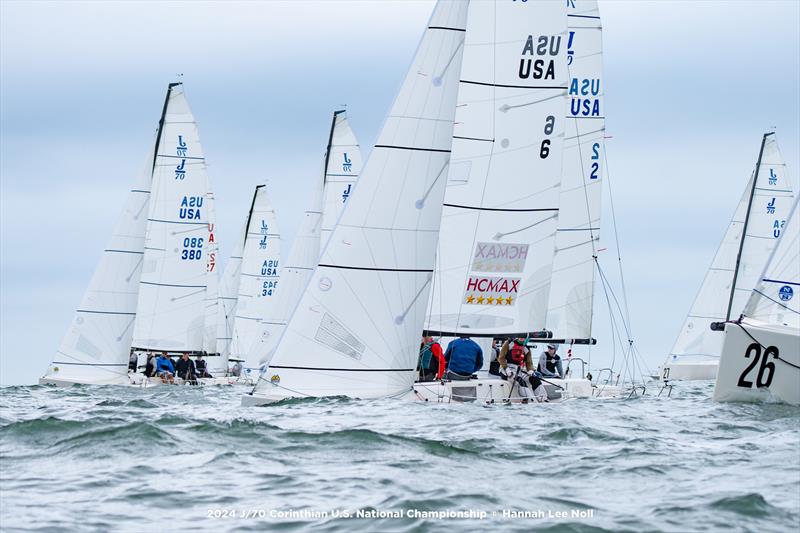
[181,237,204,261]
[737,342,776,389]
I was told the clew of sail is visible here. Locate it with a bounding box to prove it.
[44,151,153,384]
[321,111,363,250]
[666,133,795,377]
[425,0,569,339]
[545,0,603,341]
[230,185,281,371]
[131,83,214,353]
[247,0,469,401]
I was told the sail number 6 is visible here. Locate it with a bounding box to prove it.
[737,342,776,388]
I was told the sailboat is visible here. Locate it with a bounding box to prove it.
[713,194,799,404]
[243,0,470,405]
[662,133,795,381]
[415,0,606,403]
[222,185,282,376]
[41,83,223,387]
[245,110,363,374]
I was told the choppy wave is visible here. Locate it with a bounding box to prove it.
[0,381,798,532]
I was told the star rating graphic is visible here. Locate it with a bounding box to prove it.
[463,294,515,306]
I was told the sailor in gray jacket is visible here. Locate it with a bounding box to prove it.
[538,344,564,378]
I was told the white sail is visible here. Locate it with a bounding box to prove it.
[202,191,220,355]
[248,112,364,370]
[230,185,281,370]
[665,133,795,377]
[743,195,800,328]
[132,84,214,353]
[545,0,603,340]
[247,0,469,401]
[320,110,363,250]
[425,0,569,338]
[213,223,245,372]
[43,153,152,384]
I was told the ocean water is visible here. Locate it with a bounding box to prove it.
[0,381,798,532]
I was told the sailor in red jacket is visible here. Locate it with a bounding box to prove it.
[418,336,446,381]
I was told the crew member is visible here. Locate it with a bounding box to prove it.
[417,336,445,381]
[538,344,564,378]
[444,335,483,381]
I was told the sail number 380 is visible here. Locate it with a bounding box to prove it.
[181,237,204,260]
[737,342,776,389]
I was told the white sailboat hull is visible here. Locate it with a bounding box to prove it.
[660,359,719,381]
[241,376,601,407]
[714,320,800,405]
[411,376,594,404]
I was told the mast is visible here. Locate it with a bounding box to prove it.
[151,82,182,173]
[243,185,263,246]
[322,110,345,186]
[726,132,773,320]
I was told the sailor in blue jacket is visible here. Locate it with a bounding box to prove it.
[155,352,175,384]
[444,336,484,380]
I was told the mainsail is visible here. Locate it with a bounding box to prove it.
[132,83,216,353]
[666,133,795,374]
[425,0,569,338]
[545,0,604,341]
[229,185,281,370]
[320,110,362,250]
[250,111,363,369]
[247,0,469,401]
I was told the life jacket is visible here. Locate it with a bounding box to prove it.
[419,342,435,370]
[509,343,526,366]
[545,353,561,373]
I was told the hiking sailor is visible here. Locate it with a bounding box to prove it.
[155,352,175,384]
[195,354,212,378]
[175,353,197,382]
[538,344,564,378]
[128,352,138,373]
[443,335,483,381]
[417,336,445,382]
[499,338,547,402]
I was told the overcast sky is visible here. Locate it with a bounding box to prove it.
[1,0,798,386]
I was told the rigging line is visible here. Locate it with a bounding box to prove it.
[602,146,635,338]
[733,321,800,370]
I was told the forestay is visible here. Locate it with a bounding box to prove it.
[132,84,215,352]
[251,0,469,400]
[545,0,603,340]
[667,134,795,367]
[743,195,800,328]
[229,185,281,370]
[45,151,153,384]
[320,110,363,250]
[425,0,569,338]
